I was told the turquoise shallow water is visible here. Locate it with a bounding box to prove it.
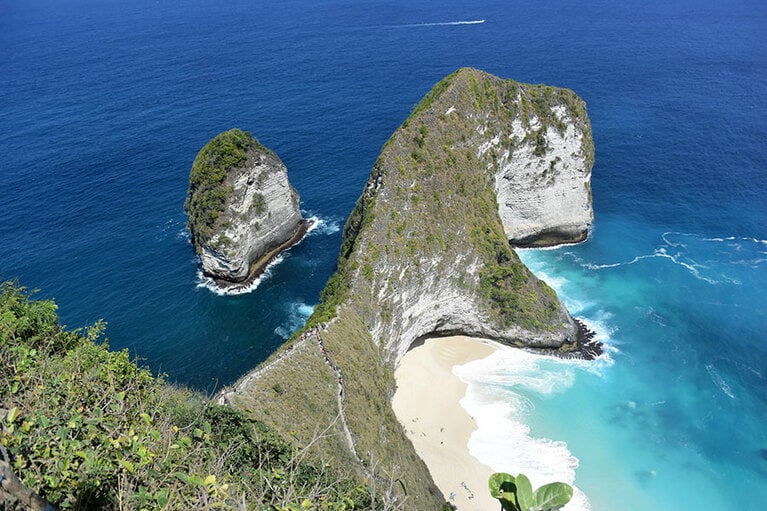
[2,0,766,507]
[456,216,767,509]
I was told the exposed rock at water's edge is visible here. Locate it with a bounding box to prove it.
[184,129,307,288]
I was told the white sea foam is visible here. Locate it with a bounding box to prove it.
[176,228,191,242]
[549,231,765,285]
[390,19,485,28]
[194,215,336,296]
[195,254,285,296]
[305,214,340,235]
[454,347,601,511]
[275,301,315,339]
[705,364,736,399]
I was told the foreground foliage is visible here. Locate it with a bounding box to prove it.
[488,472,573,511]
[0,282,375,510]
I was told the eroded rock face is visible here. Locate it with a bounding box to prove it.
[336,68,595,364]
[493,105,593,246]
[185,129,304,285]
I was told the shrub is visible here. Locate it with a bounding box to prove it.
[0,282,376,510]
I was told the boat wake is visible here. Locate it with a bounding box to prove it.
[388,19,485,28]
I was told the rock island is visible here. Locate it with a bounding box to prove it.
[185,129,309,288]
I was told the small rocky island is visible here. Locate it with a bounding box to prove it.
[184,129,309,289]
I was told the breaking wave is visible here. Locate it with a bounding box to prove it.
[560,232,766,285]
[194,214,337,296]
[195,254,286,296]
[706,364,736,399]
[454,346,607,511]
[274,301,315,339]
[305,214,341,235]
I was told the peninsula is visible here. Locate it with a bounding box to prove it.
[184,129,309,289]
[227,68,599,509]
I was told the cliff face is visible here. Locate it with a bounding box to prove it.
[230,69,595,509]
[494,103,594,246]
[340,67,593,364]
[185,129,305,285]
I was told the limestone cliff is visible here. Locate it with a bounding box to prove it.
[338,67,594,364]
[229,68,596,510]
[492,90,594,246]
[185,129,306,286]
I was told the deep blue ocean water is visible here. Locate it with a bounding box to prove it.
[2,0,766,508]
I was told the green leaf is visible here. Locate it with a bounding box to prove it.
[532,482,573,510]
[515,474,534,511]
[489,472,519,510]
[6,406,19,424]
[120,459,135,474]
[154,488,170,507]
[488,472,516,499]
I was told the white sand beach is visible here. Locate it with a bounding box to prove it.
[391,335,500,511]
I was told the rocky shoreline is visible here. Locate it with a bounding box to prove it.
[541,318,603,360]
[208,219,313,292]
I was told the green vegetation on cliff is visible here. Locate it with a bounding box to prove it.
[184,129,274,253]
[0,282,378,510]
[316,68,574,333]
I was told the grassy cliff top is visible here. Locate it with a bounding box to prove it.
[313,67,591,336]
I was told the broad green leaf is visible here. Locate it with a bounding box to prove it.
[489,472,516,499]
[515,473,534,511]
[154,488,170,507]
[500,500,519,511]
[532,482,573,510]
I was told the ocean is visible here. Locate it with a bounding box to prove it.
[2,0,766,508]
